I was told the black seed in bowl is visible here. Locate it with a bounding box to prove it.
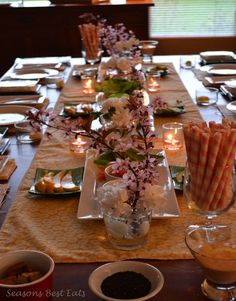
[101,271,151,299]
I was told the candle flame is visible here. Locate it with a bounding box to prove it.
[84,79,93,89]
[82,78,95,94]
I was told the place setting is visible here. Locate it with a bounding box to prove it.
[14,56,72,70]
[0,59,68,99]
[0,105,38,128]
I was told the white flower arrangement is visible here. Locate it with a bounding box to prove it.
[100,97,132,128]
[99,56,142,75]
[97,181,132,215]
[114,37,139,53]
[97,179,167,216]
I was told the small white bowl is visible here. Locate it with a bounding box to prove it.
[104,164,120,181]
[104,163,128,181]
[103,179,125,189]
[88,261,164,301]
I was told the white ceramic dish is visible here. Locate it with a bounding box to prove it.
[226,101,236,113]
[77,149,180,220]
[104,163,123,181]
[203,64,236,76]
[200,51,236,62]
[88,261,164,301]
[10,68,58,80]
[224,80,236,88]
[0,105,36,126]
[0,80,39,93]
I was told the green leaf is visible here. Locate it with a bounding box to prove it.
[94,79,140,98]
[109,93,129,98]
[125,148,145,161]
[150,153,164,163]
[93,150,117,166]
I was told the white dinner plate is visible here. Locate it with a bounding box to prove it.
[200,51,236,63]
[203,64,236,76]
[77,149,180,220]
[0,80,39,93]
[10,68,59,80]
[226,101,236,113]
[0,105,36,126]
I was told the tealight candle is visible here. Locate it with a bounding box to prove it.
[81,74,95,94]
[162,122,183,150]
[146,73,160,92]
[70,135,89,153]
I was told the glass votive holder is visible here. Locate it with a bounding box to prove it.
[180,55,196,69]
[14,120,42,144]
[70,135,89,154]
[146,73,161,92]
[81,74,96,94]
[162,122,183,150]
[45,74,64,89]
[196,87,218,106]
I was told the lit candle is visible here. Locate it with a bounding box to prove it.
[81,75,95,94]
[162,122,183,150]
[70,135,88,153]
[147,73,160,92]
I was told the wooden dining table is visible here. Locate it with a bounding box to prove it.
[0,55,232,301]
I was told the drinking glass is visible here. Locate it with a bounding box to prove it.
[196,87,218,106]
[81,39,102,65]
[183,163,236,222]
[180,55,196,69]
[15,120,42,144]
[139,40,159,63]
[185,224,236,301]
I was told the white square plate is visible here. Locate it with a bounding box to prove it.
[77,149,180,220]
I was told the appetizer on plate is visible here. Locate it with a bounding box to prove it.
[146,64,169,77]
[29,167,83,195]
[72,67,97,79]
[152,98,185,116]
[62,103,100,117]
[169,165,185,191]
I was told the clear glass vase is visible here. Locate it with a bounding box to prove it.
[103,208,152,250]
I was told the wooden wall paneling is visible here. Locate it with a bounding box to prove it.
[0,3,151,75]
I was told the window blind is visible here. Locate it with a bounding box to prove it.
[150,0,236,37]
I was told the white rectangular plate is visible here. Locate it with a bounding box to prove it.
[77,149,180,220]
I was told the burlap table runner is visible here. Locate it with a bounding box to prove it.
[0,63,235,263]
